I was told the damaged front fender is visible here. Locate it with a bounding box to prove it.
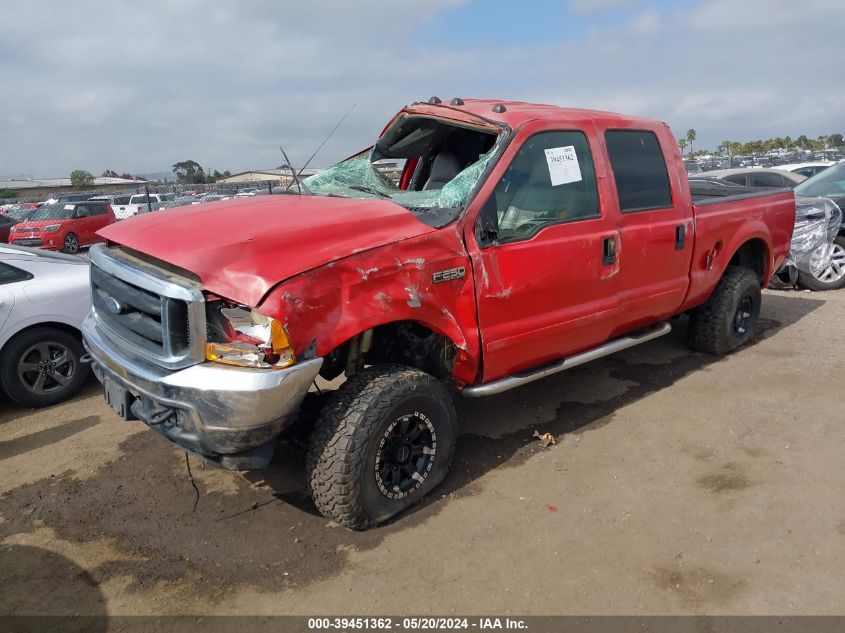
[257,227,481,386]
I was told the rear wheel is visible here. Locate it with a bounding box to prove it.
[63,232,80,254]
[0,328,89,408]
[688,266,762,355]
[306,365,457,530]
[797,235,845,291]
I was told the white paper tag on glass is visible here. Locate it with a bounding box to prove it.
[544,146,582,186]
[64,204,75,210]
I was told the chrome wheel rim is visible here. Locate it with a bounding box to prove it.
[810,243,845,283]
[17,341,76,395]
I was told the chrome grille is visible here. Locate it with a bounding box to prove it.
[89,245,206,370]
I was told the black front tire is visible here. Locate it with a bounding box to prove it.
[688,266,762,355]
[63,232,80,254]
[306,365,457,530]
[0,327,90,408]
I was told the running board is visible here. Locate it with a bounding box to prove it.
[463,322,672,398]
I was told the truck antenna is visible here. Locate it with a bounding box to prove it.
[297,104,357,177]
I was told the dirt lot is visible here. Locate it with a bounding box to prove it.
[1,288,843,616]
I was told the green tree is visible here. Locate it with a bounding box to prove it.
[0,188,19,199]
[70,169,95,189]
[828,133,844,148]
[102,169,119,178]
[119,172,134,180]
[172,160,206,184]
[686,129,696,155]
[678,138,687,155]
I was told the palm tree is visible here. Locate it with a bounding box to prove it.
[686,129,697,155]
[678,138,687,155]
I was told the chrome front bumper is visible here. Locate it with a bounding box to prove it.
[82,312,322,469]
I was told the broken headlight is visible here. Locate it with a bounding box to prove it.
[205,304,295,370]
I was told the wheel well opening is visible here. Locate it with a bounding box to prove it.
[728,238,767,282]
[0,322,82,354]
[318,321,457,382]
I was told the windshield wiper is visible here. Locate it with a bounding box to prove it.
[347,185,391,199]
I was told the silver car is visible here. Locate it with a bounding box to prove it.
[0,245,92,407]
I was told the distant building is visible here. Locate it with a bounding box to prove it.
[216,169,320,188]
[0,176,147,200]
[216,161,403,189]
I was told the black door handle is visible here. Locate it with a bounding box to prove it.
[602,236,617,265]
[675,225,686,250]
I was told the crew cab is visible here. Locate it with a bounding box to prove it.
[82,99,795,529]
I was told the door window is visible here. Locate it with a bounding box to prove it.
[479,131,600,243]
[74,205,92,218]
[605,130,673,212]
[724,174,749,186]
[0,262,33,285]
[750,172,787,188]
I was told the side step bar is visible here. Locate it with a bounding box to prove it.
[463,322,672,398]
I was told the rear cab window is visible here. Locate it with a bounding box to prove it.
[604,130,673,212]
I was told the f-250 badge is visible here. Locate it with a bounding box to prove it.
[432,266,466,284]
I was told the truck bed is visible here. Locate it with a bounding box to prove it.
[682,188,795,310]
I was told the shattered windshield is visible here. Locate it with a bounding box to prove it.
[303,150,495,212]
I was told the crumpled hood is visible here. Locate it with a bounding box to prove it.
[98,195,436,306]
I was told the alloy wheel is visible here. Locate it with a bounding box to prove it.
[17,341,76,396]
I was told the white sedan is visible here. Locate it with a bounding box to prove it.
[0,245,92,408]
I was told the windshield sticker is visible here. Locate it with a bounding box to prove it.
[544,146,582,186]
[64,204,75,210]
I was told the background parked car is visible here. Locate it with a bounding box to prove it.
[0,214,17,243]
[8,200,115,254]
[777,162,833,178]
[0,245,91,407]
[697,168,806,188]
[0,203,38,223]
[792,162,845,290]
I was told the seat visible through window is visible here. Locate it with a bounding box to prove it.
[481,131,600,241]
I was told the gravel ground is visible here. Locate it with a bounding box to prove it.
[1,288,843,616]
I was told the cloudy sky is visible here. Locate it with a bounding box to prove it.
[2,0,843,178]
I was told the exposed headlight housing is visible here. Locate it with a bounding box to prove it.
[205,306,295,369]
[43,224,62,232]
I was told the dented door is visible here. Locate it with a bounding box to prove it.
[466,121,622,382]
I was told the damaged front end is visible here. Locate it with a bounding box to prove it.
[83,245,322,470]
[205,301,296,370]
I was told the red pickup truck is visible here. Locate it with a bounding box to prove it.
[83,98,794,529]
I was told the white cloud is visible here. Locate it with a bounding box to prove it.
[0,0,842,178]
[567,0,636,17]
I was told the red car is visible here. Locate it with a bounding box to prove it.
[8,200,115,253]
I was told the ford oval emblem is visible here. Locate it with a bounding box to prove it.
[104,296,124,315]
